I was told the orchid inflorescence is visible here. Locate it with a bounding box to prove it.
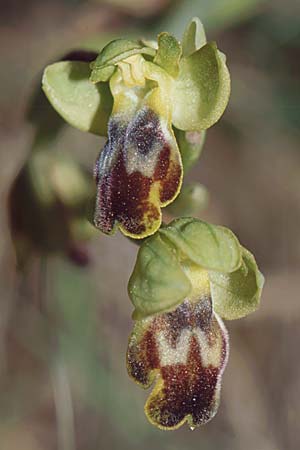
[41,17,264,430]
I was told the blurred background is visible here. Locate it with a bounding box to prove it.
[0,0,300,449]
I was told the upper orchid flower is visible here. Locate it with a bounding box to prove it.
[127,218,264,429]
[42,18,230,238]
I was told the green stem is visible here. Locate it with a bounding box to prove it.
[51,358,76,450]
[40,256,76,450]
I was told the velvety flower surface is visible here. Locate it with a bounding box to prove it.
[127,288,229,430]
[94,107,182,237]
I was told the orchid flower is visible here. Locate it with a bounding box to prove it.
[127,218,264,429]
[42,18,230,238]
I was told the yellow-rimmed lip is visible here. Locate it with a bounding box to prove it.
[127,297,229,430]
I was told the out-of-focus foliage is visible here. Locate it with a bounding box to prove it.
[9,150,96,268]
[167,182,209,217]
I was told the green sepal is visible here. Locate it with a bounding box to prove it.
[42,61,113,136]
[90,65,115,83]
[139,38,158,50]
[171,42,230,131]
[210,247,265,320]
[166,183,209,217]
[182,17,207,57]
[90,39,155,83]
[160,218,242,273]
[174,128,206,172]
[129,234,192,320]
[153,32,182,78]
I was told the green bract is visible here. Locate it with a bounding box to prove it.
[128,218,263,319]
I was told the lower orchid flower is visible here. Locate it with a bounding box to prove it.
[127,218,264,430]
[127,278,229,430]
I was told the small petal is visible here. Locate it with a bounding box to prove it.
[153,32,182,78]
[127,296,229,430]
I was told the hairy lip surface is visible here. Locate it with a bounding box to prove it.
[94,107,182,238]
[127,297,229,430]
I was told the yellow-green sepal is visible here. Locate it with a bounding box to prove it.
[182,17,207,57]
[42,61,113,136]
[210,247,265,320]
[90,65,115,82]
[90,39,155,83]
[171,42,230,131]
[160,218,242,273]
[129,234,192,320]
